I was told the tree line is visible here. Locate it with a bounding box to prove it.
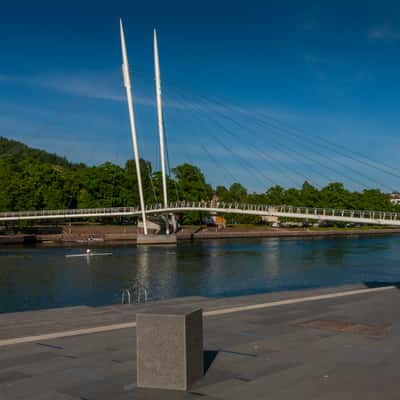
[0,137,396,224]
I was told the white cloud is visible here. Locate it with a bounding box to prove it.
[368,25,400,41]
[0,72,295,121]
[0,72,155,105]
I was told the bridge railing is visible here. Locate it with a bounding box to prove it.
[0,206,139,219]
[273,206,400,221]
[167,201,400,222]
[1,201,400,223]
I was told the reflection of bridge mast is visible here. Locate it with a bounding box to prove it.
[136,246,150,288]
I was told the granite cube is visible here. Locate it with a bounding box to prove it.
[136,307,203,390]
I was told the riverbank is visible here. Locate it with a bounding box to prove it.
[2,224,400,245]
[178,226,400,241]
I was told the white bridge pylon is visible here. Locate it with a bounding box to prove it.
[1,203,400,226]
[3,24,396,231]
[120,19,148,235]
[119,21,172,236]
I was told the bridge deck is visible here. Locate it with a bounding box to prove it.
[1,284,399,399]
[1,202,400,226]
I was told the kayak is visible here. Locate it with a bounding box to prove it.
[65,253,112,258]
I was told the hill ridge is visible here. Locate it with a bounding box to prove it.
[0,136,72,167]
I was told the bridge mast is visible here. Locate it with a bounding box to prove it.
[154,29,170,234]
[153,31,168,209]
[120,19,148,235]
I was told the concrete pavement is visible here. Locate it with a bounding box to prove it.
[0,284,399,399]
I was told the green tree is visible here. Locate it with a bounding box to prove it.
[172,163,213,224]
[265,185,285,205]
[216,185,229,201]
[229,183,247,202]
[0,136,397,228]
[299,181,320,207]
[173,163,212,201]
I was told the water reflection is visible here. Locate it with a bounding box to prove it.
[1,235,400,313]
[136,246,150,287]
[262,239,281,280]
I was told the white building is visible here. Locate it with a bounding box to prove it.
[390,192,400,205]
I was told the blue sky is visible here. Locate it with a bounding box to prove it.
[2,1,400,192]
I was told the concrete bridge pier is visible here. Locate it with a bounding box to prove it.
[137,213,177,245]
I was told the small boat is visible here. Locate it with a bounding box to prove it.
[65,249,112,258]
[88,237,105,242]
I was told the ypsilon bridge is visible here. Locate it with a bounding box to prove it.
[2,21,400,236]
[1,202,400,226]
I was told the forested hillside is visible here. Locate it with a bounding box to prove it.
[0,137,211,214]
[0,137,395,223]
[0,137,70,167]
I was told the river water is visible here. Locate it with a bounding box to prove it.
[1,235,400,314]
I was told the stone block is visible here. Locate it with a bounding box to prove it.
[136,307,203,390]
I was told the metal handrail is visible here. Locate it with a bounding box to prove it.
[121,289,131,305]
[1,202,400,224]
[121,284,149,305]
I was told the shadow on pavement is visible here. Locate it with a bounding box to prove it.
[364,281,400,289]
[204,350,219,374]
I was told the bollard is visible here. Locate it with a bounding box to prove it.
[136,307,203,390]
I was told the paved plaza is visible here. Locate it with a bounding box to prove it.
[0,284,399,399]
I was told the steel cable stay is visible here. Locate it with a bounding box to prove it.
[164,101,279,189]
[182,125,270,191]
[247,113,397,193]
[163,82,398,191]
[206,106,371,191]
[237,100,400,189]
[162,111,214,201]
[160,98,181,202]
[181,148,219,198]
[107,140,122,208]
[163,98,273,197]
[195,102,323,188]
[200,143,241,185]
[165,85,395,192]
[164,91,313,189]
[166,90,307,188]
[161,112,197,201]
[132,68,185,203]
[200,130,275,188]
[254,108,400,180]
[164,87,358,188]
[165,88,371,191]
[137,134,159,204]
[171,82,400,180]
[198,113,304,188]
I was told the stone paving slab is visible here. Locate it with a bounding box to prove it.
[0,284,399,399]
[0,284,377,340]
